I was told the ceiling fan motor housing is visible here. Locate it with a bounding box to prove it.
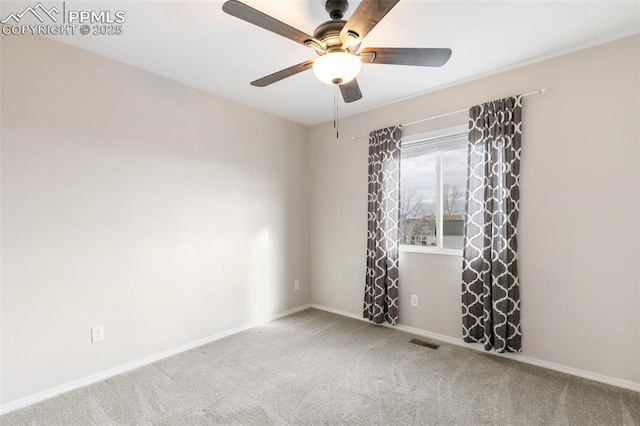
[313,20,347,51]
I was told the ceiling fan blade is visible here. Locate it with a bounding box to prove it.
[250,60,315,87]
[340,0,400,47]
[223,0,322,49]
[339,79,363,103]
[359,48,452,67]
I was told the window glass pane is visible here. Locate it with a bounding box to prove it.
[442,147,467,249]
[400,153,437,247]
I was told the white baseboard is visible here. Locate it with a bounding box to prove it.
[0,303,312,416]
[310,304,640,393]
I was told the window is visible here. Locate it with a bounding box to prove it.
[400,125,467,254]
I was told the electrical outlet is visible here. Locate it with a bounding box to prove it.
[411,295,419,307]
[294,280,300,290]
[91,326,104,343]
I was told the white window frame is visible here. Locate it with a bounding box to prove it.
[399,125,467,256]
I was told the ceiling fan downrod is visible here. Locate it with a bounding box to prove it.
[325,0,349,20]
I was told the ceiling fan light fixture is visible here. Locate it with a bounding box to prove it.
[313,52,362,85]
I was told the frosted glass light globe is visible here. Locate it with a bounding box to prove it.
[313,52,362,85]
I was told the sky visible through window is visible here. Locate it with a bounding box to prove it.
[402,153,438,217]
[401,148,467,217]
[443,148,467,217]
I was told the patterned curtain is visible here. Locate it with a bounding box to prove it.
[364,125,402,325]
[461,96,522,353]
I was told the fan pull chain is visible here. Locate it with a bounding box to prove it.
[334,84,339,139]
[333,84,336,131]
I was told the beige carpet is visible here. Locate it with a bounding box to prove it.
[1,308,639,425]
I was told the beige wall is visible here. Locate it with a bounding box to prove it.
[0,34,310,403]
[309,35,640,384]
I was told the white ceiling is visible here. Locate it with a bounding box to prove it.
[15,1,640,125]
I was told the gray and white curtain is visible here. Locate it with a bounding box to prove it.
[461,96,522,353]
[364,125,402,325]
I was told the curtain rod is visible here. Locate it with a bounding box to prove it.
[351,87,547,140]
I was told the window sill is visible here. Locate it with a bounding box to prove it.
[399,245,463,256]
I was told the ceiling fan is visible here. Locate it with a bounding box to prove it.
[222,0,452,103]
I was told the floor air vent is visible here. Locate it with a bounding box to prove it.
[409,338,440,350]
